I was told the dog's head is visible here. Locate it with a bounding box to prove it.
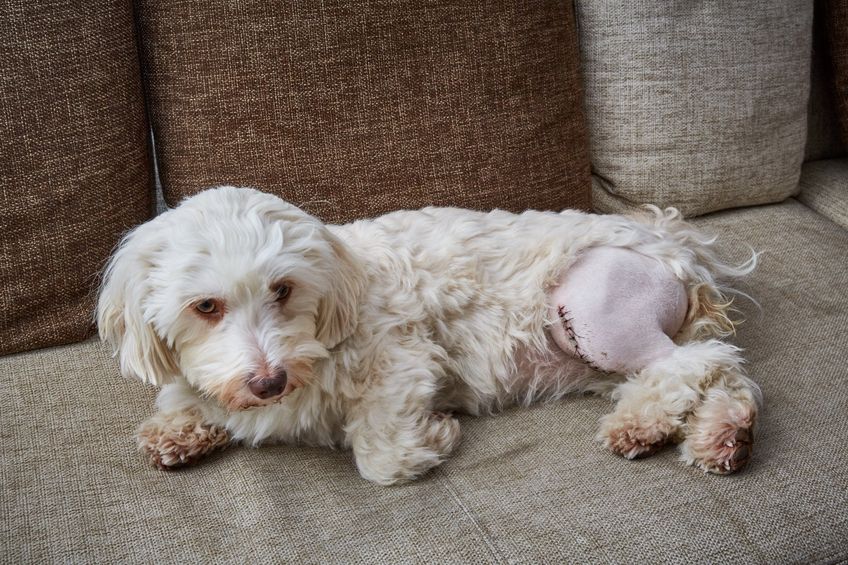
[97,186,364,410]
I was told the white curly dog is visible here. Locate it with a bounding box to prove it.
[97,186,760,484]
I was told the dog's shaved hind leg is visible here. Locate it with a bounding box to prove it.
[547,246,758,472]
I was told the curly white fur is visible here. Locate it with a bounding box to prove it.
[97,186,760,484]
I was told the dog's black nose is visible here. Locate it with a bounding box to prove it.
[248,370,287,399]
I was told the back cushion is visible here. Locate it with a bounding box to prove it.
[0,0,152,355]
[822,0,848,146]
[577,1,813,217]
[806,1,847,162]
[136,1,591,222]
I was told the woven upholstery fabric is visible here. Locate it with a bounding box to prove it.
[577,1,813,217]
[0,0,152,355]
[2,199,847,563]
[823,0,848,144]
[798,159,848,229]
[136,0,590,222]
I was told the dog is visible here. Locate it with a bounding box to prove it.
[97,186,760,484]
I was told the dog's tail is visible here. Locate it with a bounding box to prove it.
[629,206,759,340]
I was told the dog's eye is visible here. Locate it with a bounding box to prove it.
[196,300,217,314]
[275,284,291,301]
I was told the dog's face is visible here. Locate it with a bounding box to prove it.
[97,186,364,410]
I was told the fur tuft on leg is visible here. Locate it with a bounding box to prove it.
[680,283,740,340]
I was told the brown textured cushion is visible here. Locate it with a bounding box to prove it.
[806,1,847,161]
[0,0,152,355]
[823,0,848,145]
[136,1,590,222]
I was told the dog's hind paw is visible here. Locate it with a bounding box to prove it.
[597,410,678,460]
[680,390,755,474]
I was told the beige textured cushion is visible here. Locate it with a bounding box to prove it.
[137,0,591,222]
[2,200,847,562]
[578,1,813,217]
[797,159,848,229]
[0,0,152,355]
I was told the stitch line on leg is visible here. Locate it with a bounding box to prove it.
[557,305,608,374]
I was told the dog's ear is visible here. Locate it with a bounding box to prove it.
[316,229,366,349]
[96,219,179,386]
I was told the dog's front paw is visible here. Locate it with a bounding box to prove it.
[136,410,230,470]
[680,390,755,474]
[351,412,462,485]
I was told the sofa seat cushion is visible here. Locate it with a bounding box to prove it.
[2,200,846,562]
[797,158,848,229]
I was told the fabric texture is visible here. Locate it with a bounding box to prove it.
[136,0,591,222]
[577,1,813,217]
[0,0,152,355]
[822,0,848,145]
[2,199,847,563]
[797,158,848,229]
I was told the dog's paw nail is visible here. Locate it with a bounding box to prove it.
[735,428,751,443]
[732,444,750,464]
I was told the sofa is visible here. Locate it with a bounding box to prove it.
[2,1,846,562]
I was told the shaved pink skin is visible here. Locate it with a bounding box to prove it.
[548,247,689,375]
